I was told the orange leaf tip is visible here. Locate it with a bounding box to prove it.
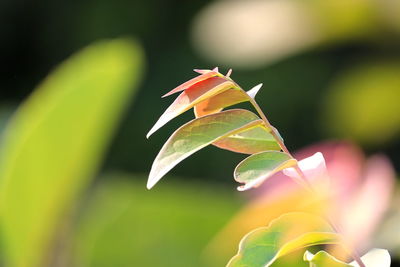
[247,83,262,99]
[161,70,219,98]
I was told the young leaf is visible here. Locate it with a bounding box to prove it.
[246,83,263,99]
[193,66,219,74]
[147,76,238,138]
[193,83,263,118]
[304,249,391,267]
[213,126,281,154]
[193,83,275,154]
[148,109,263,189]
[234,151,297,191]
[162,68,220,97]
[194,88,248,117]
[227,212,341,267]
[0,39,144,267]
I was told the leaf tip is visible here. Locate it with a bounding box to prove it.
[146,173,159,189]
[193,68,210,74]
[247,83,263,99]
[146,181,154,190]
[303,250,314,261]
[161,92,170,98]
[146,116,166,138]
[146,127,155,139]
[236,185,248,192]
[226,68,233,77]
[236,181,260,192]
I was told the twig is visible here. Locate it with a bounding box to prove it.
[247,95,366,267]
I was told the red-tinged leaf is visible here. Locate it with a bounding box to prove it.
[192,83,276,154]
[194,88,248,117]
[162,69,221,98]
[194,83,263,118]
[193,67,219,74]
[234,151,297,191]
[213,126,280,154]
[147,109,263,189]
[147,76,238,138]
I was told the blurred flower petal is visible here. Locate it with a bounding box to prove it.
[283,152,326,180]
[338,155,395,251]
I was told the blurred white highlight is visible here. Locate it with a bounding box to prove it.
[192,0,321,68]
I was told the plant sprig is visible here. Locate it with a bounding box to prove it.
[146,68,303,191]
[147,68,389,267]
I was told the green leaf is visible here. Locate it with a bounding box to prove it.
[228,212,342,267]
[213,126,281,154]
[147,76,239,138]
[304,249,391,267]
[148,109,263,189]
[304,251,352,267]
[0,39,144,267]
[192,83,277,154]
[234,151,297,191]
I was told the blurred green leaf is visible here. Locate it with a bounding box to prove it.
[148,109,263,189]
[323,62,400,146]
[0,105,15,135]
[234,151,297,191]
[73,174,240,267]
[227,212,341,267]
[304,248,391,267]
[304,250,352,267]
[0,38,144,267]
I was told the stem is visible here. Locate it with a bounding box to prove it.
[327,219,366,267]
[248,98,314,189]
[247,97,366,267]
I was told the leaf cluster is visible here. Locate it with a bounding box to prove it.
[147,68,391,266]
[147,68,295,191]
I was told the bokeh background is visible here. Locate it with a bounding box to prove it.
[0,0,399,266]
